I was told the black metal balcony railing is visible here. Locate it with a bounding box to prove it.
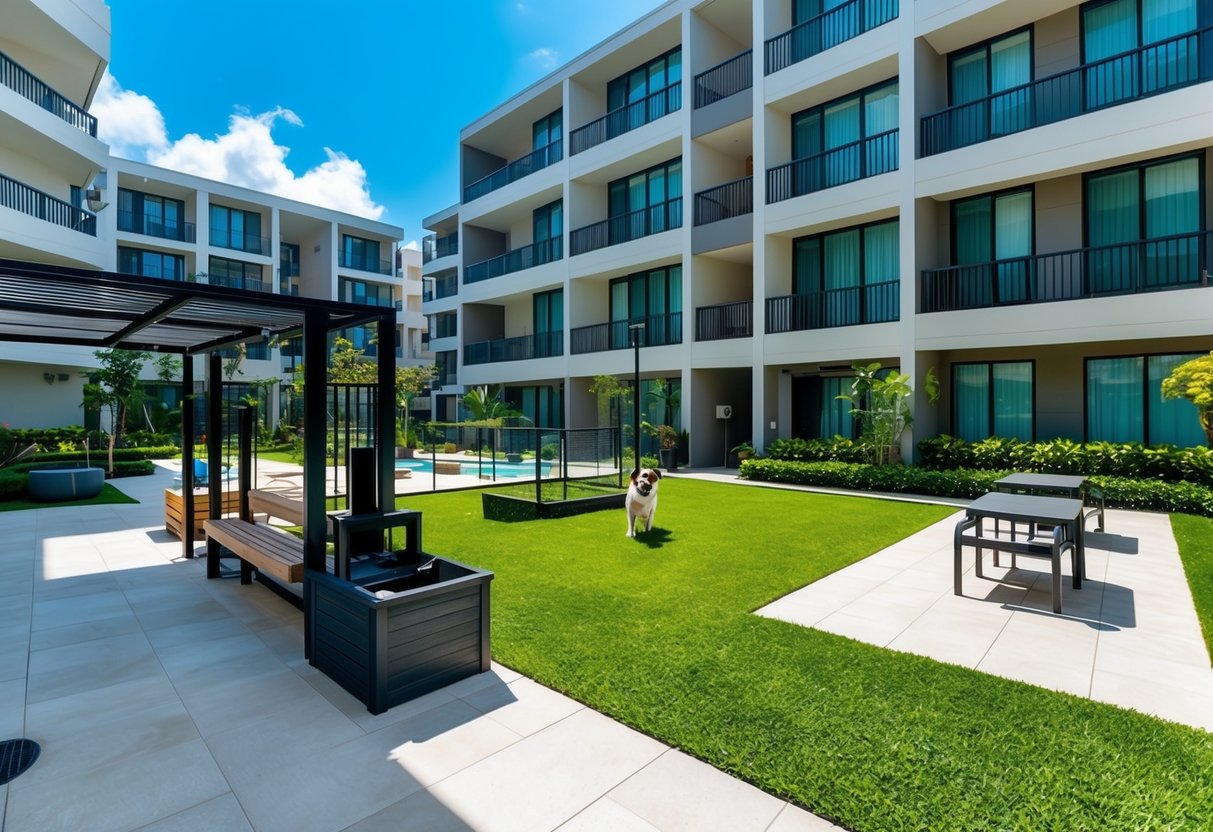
[340,253,393,275]
[0,50,97,137]
[117,210,196,243]
[424,272,459,302]
[463,141,563,203]
[694,177,753,226]
[0,172,95,235]
[464,237,563,284]
[765,0,898,75]
[209,229,270,256]
[570,83,682,155]
[766,129,898,204]
[423,232,459,263]
[570,198,683,256]
[695,300,753,340]
[921,27,1213,156]
[463,332,563,365]
[765,280,900,333]
[921,230,1213,313]
[694,49,753,108]
[570,312,683,354]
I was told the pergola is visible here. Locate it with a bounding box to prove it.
[0,256,398,613]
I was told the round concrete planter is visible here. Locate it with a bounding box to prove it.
[27,466,105,502]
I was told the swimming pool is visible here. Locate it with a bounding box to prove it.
[395,458,553,478]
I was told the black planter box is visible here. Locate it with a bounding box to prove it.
[306,557,493,715]
[482,491,626,521]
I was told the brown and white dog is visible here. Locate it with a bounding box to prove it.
[625,467,662,538]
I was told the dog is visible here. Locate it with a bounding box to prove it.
[625,467,662,538]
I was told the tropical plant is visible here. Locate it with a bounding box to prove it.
[836,362,914,465]
[1161,351,1213,446]
[641,421,678,449]
[730,441,755,459]
[82,348,151,474]
[461,385,524,424]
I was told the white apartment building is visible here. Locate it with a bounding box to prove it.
[423,0,1213,466]
[0,0,426,430]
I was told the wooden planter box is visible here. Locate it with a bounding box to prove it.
[306,558,493,714]
[164,488,240,540]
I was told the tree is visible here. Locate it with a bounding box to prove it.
[82,348,150,474]
[837,361,938,465]
[397,364,436,446]
[589,374,629,428]
[461,385,524,424]
[1161,351,1213,446]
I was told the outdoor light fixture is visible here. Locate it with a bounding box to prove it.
[43,373,54,385]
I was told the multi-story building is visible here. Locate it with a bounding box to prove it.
[423,0,1213,465]
[0,0,420,429]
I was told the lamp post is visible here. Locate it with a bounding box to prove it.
[629,323,645,472]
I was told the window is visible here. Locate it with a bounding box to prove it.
[431,312,457,339]
[1086,352,1205,445]
[609,265,682,349]
[951,187,1034,305]
[208,256,264,291]
[506,385,564,429]
[435,350,457,385]
[279,243,300,296]
[953,361,1034,441]
[342,235,382,272]
[606,48,682,112]
[607,158,682,242]
[792,219,899,327]
[118,247,185,281]
[1082,0,1199,107]
[532,109,562,151]
[533,288,563,358]
[339,277,395,308]
[949,29,1032,139]
[532,200,563,263]
[1085,154,1203,293]
[118,189,188,241]
[790,79,898,188]
[209,205,264,253]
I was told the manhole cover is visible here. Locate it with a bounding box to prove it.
[0,739,40,785]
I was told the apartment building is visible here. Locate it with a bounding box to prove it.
[423,0,1213,465]
[0,0,425,429]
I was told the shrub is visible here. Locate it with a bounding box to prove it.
[124,430,177,448]
[0,470,26,500]
[764,436,871,463]
[30,446,177,463]
[14,459,153,478]
[540,443,559,460]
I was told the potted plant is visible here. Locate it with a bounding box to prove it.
[642,422,679,470]
[731,441,755,462]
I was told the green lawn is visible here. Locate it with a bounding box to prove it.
[0,483,137,512]
[1172,513,1213,658]
[398,480,1213,831]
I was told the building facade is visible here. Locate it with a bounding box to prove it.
[423,0,1213,464]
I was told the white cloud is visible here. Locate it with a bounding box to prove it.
[93,72,384,220]
[525,47,558,70]
[403,240,420,250]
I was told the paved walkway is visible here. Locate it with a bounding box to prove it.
[0,464,835,832]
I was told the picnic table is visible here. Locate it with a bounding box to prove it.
[993,472,1105,532]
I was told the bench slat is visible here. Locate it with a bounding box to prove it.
[204,518,304,583]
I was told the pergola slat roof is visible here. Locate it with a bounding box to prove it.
[0,258,389,354]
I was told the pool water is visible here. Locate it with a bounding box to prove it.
[396,458,553,478]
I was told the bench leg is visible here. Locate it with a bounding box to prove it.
[240,557,253,585]
[954,542,963,597]
[1051,548,1062,614]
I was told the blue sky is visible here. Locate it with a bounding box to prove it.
[101,0,666,244]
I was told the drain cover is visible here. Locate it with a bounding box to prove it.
[0,739,40,785]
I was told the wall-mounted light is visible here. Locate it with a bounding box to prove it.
[43,373,55,385]
[57,373,69,382]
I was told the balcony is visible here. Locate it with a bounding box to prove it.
[920,231,1213,313]
[463,332,563,365]
[694,177,752,225]
[424,272,459,302]
[117,210,196,243]
[432,316,458,340]
[765,280,899,333]
[695,300,752,340]
[694,50,753,108]
[463,141,563,203]
[0,172,95,235]
[764,0,898,76]
[209,275,269,293]
[339,253,393,275]
[570,83,682,155]
[209,228,270,256]
[423,233,459,264]
[570,199,682,256]
[921,27,1213,157]
[766,130,897,204]
[569,312,682,354]
[465,238,563,284]
[0,49,97,137]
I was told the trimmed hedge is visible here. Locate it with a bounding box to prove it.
[0,459,155,502]
[764,436,872,464]
[739,459,1213,518]
[30,446,177,463]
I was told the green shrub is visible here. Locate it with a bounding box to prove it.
[31,446,177,463]
[0,470,26,500]
[13,460,153,478]
[540,443,559,460]
[124,430,177,448]
[763,436,871,463]
[739,459,1213,517]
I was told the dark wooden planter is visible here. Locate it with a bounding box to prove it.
[305,558,493,715]
[482,491,626,522]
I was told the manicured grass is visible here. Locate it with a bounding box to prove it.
[398,480,1213,831]
[0,483,137,512]
[1172,513,1213,658]
[255,450,297,464]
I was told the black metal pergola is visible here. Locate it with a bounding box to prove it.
[0,256,398,604]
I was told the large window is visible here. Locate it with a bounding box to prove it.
[533,109,562,151]
[533,200,563,263]
[339,277,395,308]
[118,189,189,241]
[792,219,899,327]
[790,79,899,188]
[505,385,564,429]
[609,265,682,349]
[279,243,300,296]
[952,187,1034,305]
[1086,352,1205,445]
[533,288,563,358]
[209,205,264,253]
[1082,0,1200,107]
[949,29,1032,139]
[341,235,382,273]
[607,48,682,113]
[607,158,683,242]
[1085,154,1203,293]
[208,257,264,291]
[118,247,184,282]
[953,361,1034,441]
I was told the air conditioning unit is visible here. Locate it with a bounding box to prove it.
[716,405,732,420]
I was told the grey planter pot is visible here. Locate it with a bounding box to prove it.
[27,466,105,501]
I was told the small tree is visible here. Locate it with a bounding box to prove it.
[1161,351,1213,446]
[837,362,938,465]
[82,348,150,474]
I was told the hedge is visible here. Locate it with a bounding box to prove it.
[739,459,1213,518]
[0,459,155,502]
[30,446,178,463]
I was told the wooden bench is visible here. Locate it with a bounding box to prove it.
[204,489,313,585]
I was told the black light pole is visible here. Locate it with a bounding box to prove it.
[629,323,645,472]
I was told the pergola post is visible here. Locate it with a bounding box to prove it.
[302,309,328,661]
[180,354,194,560]
[205,351,223,579]
[376,315,396,513]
